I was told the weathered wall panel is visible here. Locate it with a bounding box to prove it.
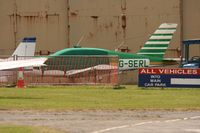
[0,0,199,58]
[0,0,15,55]
[69,0,180,57]
[0,0,68,56]
[183,0,200,57]
[69,0,121,48]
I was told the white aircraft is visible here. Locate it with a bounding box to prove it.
[11,23,178,78]
[24,23,178,78]
[42,23,178,76]
[0,37,47,71]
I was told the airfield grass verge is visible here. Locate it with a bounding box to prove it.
[0,86,200,110]
[0,124,66,133]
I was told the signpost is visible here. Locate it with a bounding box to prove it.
[138,68,200,88]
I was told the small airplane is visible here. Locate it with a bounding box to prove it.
[0,37,47,71]
[22,23,178,78]
[43,23,178,75]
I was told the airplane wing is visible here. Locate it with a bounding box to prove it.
[22,64,118,77]
[66,64,118,76]
[0,57,47,71]
[163,58,181,61]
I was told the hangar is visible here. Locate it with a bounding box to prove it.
[0,0,200,84]
[0,0,199,58]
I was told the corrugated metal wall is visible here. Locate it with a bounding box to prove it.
[183,0,200,58]
[0,0,68,56]
[69,0,180,57]
[0,0,199,57]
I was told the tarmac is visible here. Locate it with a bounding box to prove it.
[0,110,200,133]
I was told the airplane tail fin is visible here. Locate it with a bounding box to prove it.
[12,37,36,57]
[137,23,177,58]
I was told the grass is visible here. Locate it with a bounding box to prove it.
[0,85,200,110]
[0,124,66,133]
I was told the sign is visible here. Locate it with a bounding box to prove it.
[119,59,150,70]
[138,68,200,88]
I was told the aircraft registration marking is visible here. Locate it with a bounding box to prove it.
[119,59,150,70]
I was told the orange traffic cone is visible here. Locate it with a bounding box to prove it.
[16,67,25,88]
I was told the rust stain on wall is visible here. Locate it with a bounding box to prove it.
[3,0,200,58]
[121,13,126,29]
[121,0,127,45]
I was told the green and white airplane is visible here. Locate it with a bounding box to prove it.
[48,23,178,71]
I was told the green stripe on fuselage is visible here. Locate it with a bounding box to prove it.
[148,39,171,42]
[143,44,168,47]
[158,28,176,30]
[139,54,164,58]
[139,49,166,53]
[152,34,173,36]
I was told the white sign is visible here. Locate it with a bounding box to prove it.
[119,59,150,70]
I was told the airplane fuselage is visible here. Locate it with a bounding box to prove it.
[48,47,163,70]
